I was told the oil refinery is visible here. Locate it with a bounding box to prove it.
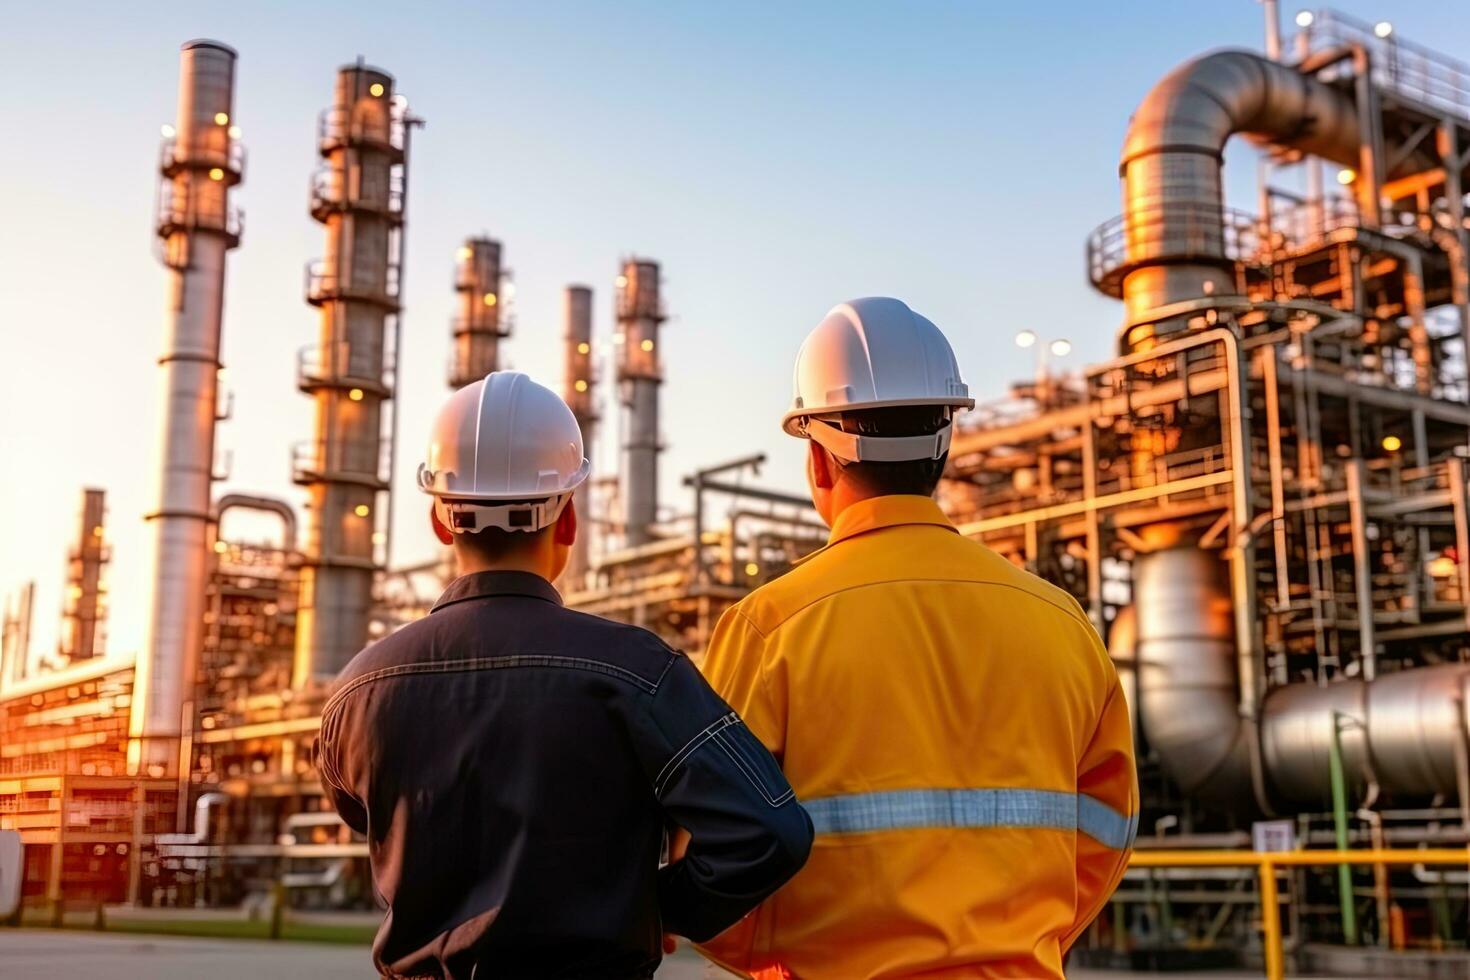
[9,5,1470,976]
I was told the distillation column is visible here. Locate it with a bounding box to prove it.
[60,488,109,664]
[448,238,506,388]
[616,260,664,546]
[294,64,411,686]
[563,285,597,579]
[131,40,243,777]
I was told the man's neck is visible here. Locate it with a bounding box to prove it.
[455,551,555,582]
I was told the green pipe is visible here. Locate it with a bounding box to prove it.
[1329,712,1359,945]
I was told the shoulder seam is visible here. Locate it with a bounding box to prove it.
[760,577,1092,635]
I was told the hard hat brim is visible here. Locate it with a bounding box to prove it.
[417,457,592,500]
[781,396,976,438]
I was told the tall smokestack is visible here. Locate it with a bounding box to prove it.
[563,285,596,580]
[294,62,414,687]
[131,40,243,777]
[448,237,506,389]
[616,259,664,546]
[60,488,109,664]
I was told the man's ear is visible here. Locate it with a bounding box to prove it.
[809,441,838,491]
[430,502,454,545]
[554,496,577,547]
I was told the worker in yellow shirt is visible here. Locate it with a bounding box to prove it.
[694,297,1138,979]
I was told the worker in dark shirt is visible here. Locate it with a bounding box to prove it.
[316,371,812,980]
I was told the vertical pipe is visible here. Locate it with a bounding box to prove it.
[563,285,597,582]
[1352,47,1385,228]
[1330,713,1360,945]
[60,488,108,663]
[1259,860,1285,980]
[1347,460,1377,680]
[1453,458,1470,631]
[132,40,242,778]
[448,237,505,389]
[616,259,664,546]
[294,64,411,686]
[1262,0,1281,61]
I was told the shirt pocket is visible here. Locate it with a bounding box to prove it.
[713,719,796,807]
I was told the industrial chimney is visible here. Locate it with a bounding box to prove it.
[1,583,36,687]
[563,285,597,580]
[448,237,507,389]
[60,488,109,664]
[615,259,664,546]
[131,40,243,777]
[294,62,415,686]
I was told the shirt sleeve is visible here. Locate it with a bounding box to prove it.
[315,702,369,835]
[633,652,813,943]
[1064,633,1139,950]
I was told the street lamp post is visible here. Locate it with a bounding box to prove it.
[1015,330,1073,406]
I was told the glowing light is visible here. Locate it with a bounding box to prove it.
[348,388,364,401]
[574,379,589,392]
[577,342,591,355]
[640,339,655,352]
[1429,555,1458,578]
[457,246,473,261]
[371,531,386,545]
[1015,329,1038,349]
[1295,10,1314,28]
[483,292,498,307]
[68,585,83,599]
[615,275,628,288]
[213,540,228,553]
[1382,434,1403,452]
[208,167,225,181]
[745,562,760,576]
[503,282,516,298]
[1050,338,1073,357]
[1374,20,1393,38]
[369,82,385,97]
[214,112,229,126]
[161,123,176,138]
[355,504,371,517]
[92,525,103,537]
[228,125,242,139]
[1337,168,1357,185]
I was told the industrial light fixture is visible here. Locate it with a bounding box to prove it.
[354,504,371,518]
[1337,167,1356,184]
[640,339,655,352]
[1050,338,1073,357]
[1015,329,1038,349]
[457,246,473,261]
[348,388,364,402]
[483,292,497,307]
[160,123,176,138]
[208,167,225,181]
[1374,21,1393,38]
[214,111,229,126]
[615,275,628,288]
[1295,10,1314,28]
[1382,434,1403,452]
[371,531,386,545]
[213,541,228,553]
[228,125,242,139]
[503,282,516,298]
[745,562,759,576]
[369,82,385,97]
[577,342,591,355]
[574,379,589,392]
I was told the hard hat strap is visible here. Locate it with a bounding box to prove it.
[433,492,573,535]
[804,417,953,463]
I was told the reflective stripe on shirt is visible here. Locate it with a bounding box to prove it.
[802,788,1137,850]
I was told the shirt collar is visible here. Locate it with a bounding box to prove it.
[793,494,957,566]
[431,570,564,613]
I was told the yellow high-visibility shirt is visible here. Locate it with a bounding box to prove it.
[696,494,1137,979]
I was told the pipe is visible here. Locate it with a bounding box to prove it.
[448,237,505,389]
[132,40,242,778]
[1116,49,1435,342]
[156,791,230,846]
[563,285,596,584]
[213,493,297,551]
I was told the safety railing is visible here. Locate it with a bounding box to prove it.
[1294,9,1470,120]
[1087,205,1262,298]
[296,341,393,396]
[289,438,392,489]
[308,164,405,221]
[1130,848,1470,980]
[155,181,244,243]
[303,259,401,309]
[317,101,410,156]
[159,136,246,179]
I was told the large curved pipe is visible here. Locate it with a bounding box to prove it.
[1118,49,1433,340]
[213,493,298,552]
[1137,548,1470,810]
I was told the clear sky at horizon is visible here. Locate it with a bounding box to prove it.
[4,1,1467,666]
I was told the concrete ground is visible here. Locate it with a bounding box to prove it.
[0,929,1283,978]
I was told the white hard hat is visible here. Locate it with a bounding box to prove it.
[782,297,974,462]
[416,371,591,533]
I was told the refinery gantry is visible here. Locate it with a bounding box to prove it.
[11,7,1470,973]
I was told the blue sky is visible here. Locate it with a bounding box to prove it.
[3,1,1465,662]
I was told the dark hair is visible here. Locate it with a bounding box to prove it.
[823,405,950,497]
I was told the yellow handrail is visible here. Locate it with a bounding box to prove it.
[1127,849,1470,980]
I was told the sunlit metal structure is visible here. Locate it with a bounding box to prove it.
[616,258,665,546]
[447,237,507,389]
[59,489,109,666]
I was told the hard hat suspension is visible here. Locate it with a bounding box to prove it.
[803,415,953,463]
[433,491,573,535]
